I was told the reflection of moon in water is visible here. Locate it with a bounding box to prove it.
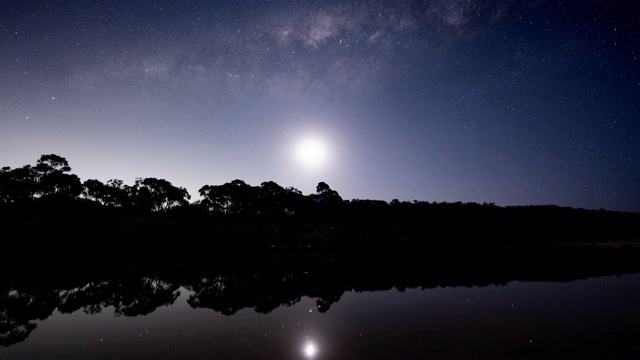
[295,137,327,169]
[304,341,317,358]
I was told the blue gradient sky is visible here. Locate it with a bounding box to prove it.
[1,0,639,212]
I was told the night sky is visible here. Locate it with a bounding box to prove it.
[1,0,639,212]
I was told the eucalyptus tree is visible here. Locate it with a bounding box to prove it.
[33,154,82,198]
[131,177,190,211]
[82,179,106,203]
[0,154,82,202]
[199,179,259,215]
[0,165,37,202]
[314,182,343,203]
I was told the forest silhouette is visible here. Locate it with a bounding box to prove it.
[1,154,639,255]
[2,155,640,347]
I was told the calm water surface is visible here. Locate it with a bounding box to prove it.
[1,272,639,359]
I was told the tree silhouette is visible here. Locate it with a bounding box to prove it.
[199,179,260,215]
[0,166,37,202]
[33,154,82,198]
[38,171,83,198]
[131,177,190,211]
[81,178,133,208]
[81,179,105,203]
[259,181,289,216]
[314,181,342,203]
[0,155,81,202]
[198,184,233,214]
[104,179,131,207]
[34,154,71,173]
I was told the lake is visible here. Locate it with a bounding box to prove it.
[1,259,639,359]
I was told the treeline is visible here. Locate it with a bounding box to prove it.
[0,154,191,211]
[1,154,639,247]
[0,154,337,214]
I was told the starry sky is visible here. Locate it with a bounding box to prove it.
[1,0,639,212]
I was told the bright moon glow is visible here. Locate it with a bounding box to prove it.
[295,137,327,169]
[304,341,317,358]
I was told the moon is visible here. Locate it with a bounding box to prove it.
[303,341,317,358]
[295,136,328,169]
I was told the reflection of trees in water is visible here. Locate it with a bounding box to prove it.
[1,247,639,347]
[0,278,180,347]
[0,289,58,346]
[57,277,180,317]
[185,272,339,315]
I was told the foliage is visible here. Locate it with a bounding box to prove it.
[132,177,190,211]
[1,154,639,247]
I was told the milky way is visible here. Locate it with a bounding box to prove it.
[1,0,639,212]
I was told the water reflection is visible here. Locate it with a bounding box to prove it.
[0,246,639,359]
[0,278,181,347]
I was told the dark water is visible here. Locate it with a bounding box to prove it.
[2,271,639,360]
